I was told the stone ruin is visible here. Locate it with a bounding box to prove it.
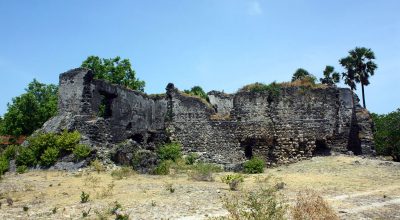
[41,68,374,170]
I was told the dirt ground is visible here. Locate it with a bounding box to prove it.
[0,155,400,220]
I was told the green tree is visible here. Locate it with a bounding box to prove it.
[339,47,377,108]
[183,86,209,101]
[291,68,310,82]
[1,79,58,136]
[0,116,4,135]
[81,56,145,91]
[372,109,400,161]
[320,66,340,85]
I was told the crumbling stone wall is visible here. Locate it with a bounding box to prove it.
[43,68,168,149]
[42,68,374,169]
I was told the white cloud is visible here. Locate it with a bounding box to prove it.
[248,1,262,16]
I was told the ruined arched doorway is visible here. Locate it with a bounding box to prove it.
[313,139,331,156]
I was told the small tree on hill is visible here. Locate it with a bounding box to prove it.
[81,56,145,92]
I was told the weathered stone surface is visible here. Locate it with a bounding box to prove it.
[132,149,159,174]
[41,68,375,169]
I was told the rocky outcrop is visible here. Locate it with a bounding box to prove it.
[41,68,375,169]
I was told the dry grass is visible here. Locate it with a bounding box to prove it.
[279,79,327,89]
[111,166,135,180]
[210,113,231,121]
[178,91,213,108]
[90,159,106,174]
[291,189,339,220]
[0,156,399,219]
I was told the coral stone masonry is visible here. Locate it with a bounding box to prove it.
[42,68,374,169]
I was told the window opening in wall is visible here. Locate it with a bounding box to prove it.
[147,132,157,143]
[98,92,117,118]
[245,145,253,159]
[126,122,132,130]
[130,133,144,144]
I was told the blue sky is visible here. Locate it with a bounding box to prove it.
[0,0,399,115]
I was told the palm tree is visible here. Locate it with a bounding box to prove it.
[339,47,377,108]
[320,66,340,86]
[292,68,310,82]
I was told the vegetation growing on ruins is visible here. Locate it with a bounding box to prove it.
[320,65,340,86]
[239,81,282,103]
[292,68,312,82]
[183,86,209,102]
[239,81,280,93]
[73,144,92,161]
[81,56,145,92]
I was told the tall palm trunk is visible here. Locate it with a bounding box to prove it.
[361,82,366,108]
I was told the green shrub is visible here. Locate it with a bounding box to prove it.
[16,147,37,167]
[239,81,281,94]
[221,174,244,191]
[243,157,265,174]
[115,213,129,220]
[0,156,9,176]
[16,165,28,174]
[239,82,268,93]
[157,142,182,162]
[188,163,222,181]
[73,144,91,161]
[111,166,135,180]
[40,147,59,167]
[372,110,400,161]
[56,130,81,152]
[1,145,20,160]
[183,86,209,103]
[17,131,83,168]
[80,191,90,203]
[28,132,58,158]
[265,82,281,99]
[185,152,198,165]
[154,160,171,175]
